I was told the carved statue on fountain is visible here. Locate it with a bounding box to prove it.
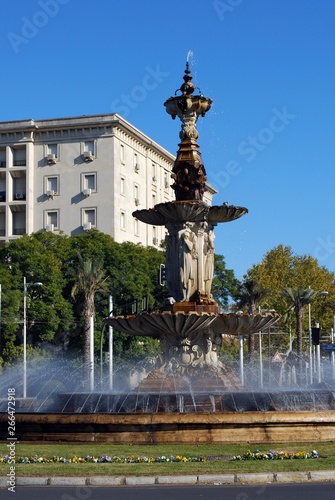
[165,220,217,305]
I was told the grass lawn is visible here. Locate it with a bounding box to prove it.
[1,442,334,477]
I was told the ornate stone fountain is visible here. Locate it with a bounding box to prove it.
[2,63,335,444]
[105,63,279,401]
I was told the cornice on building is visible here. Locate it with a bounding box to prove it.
[0,113,176,165]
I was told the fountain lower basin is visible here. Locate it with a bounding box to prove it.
[1,408,334,444]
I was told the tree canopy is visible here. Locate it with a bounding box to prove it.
[246,244,335,351]
[0,234,333,375]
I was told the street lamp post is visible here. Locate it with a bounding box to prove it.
[239,334,244,386]
[332,320,335,379]
[108,295,113,390]
[258,308,276,388]
[308,288,328,385]
[0,284,2,358]
[258,331,263,388]
[23,277,43,398]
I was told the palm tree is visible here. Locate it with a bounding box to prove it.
[236,279,268,362]
[282,287,319,362]
[71,254,110,384]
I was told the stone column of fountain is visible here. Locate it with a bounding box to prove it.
[106,63,279,404]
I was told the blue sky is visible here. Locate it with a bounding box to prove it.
[1,0,334,280]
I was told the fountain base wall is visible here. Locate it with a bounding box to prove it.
[2,411,334,444]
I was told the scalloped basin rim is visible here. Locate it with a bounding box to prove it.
[133,202,249,225]
[107,311,280,320]
[106,311,280,337]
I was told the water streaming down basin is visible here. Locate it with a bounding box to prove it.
[1,357,334,414]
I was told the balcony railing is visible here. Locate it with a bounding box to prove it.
[0,229,5,237]
[12,228,26,235]
[13,160,26,166]
[0,161,6,167]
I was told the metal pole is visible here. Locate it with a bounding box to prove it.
[239,335,244,386]
[0,284,2,357]
[308,300,312,385]
[259,332,263,388]
[23,277,27,398]
[90,314,94,391]
[109,295,113,390]
[315,322,321,383]
[332,320,335,379]
[268,327,271,385]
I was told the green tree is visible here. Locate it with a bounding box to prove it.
[247,244,335,355]
[70,254,110,383]
[282,287,320,379]
[234,279,268,362]
[0,232,74,365]
[211,254,240,310]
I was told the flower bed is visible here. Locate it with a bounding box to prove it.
[0,454,206,464]
[0,450,320,464]
[233,450,319,460]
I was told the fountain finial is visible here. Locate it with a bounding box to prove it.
[164,63,213,201]
[180,62,195,95]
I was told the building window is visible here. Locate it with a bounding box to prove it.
[48,144,57,156]
[83,141,95,161]
[152,163,156,182]
[13,174,26,200]
[0,147,6,168]
[134,184,139,205]
[82,208,96,230]
[82,173,96,192]
[12,210,26,235]
[134,153,140,173]
[47,144,58,164]
[0,210,5,236]
[120,144,125,164]
[12,147,26,166]
[84,141,94,154]
[134,218,139,236]
[45,176,59,196]
[120,210,125,230]
[164,172,169,189]
[45,210,59,230]
[152,226,158,245]
[121,177,125,195]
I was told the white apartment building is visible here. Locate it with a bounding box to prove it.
[0,113,215,247]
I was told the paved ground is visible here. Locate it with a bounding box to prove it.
[1,470,334,488]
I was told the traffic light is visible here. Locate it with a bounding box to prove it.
[159,263,166,286]
[312,327,320,345]
[131,299,139,314]
[142,295,149,312]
